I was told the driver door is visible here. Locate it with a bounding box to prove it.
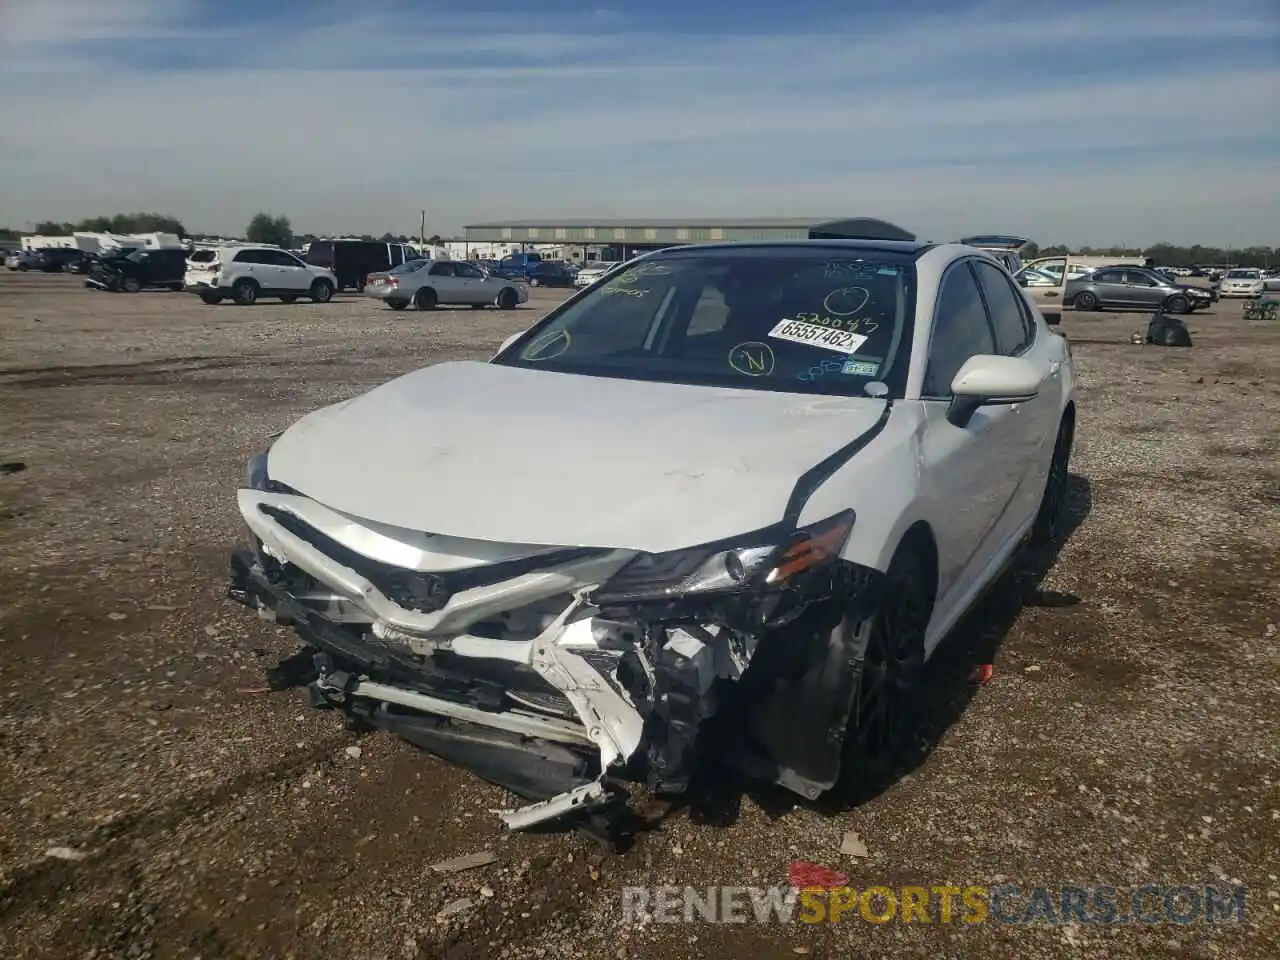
[916,260,1032,642]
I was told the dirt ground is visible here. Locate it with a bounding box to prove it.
[0,270,1276,960]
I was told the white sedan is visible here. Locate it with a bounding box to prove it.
[363,258,529,310]
[228,227,1076,833]
[1218,268,1265,298]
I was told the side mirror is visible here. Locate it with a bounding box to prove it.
[946,355,1042,427]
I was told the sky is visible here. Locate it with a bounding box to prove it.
[0,0,1277,247]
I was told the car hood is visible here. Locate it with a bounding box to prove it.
[266,361,889,553]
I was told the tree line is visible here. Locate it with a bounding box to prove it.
[0,214,1273,267]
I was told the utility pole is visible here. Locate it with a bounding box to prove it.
[420,210,426,249]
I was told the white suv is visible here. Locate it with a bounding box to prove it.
[185,245,337,305]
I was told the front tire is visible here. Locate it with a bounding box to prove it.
[1031,414,1073,548]
[1164,294,1190,314]
[120,276,142,293]
[838,545,931,783]
[309,279,334,303]
[496,287,518,310]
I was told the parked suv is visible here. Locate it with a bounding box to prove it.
[304,240,420,292]
[186,245,337,305]
[526,261,576,288]
[86,248,187,292]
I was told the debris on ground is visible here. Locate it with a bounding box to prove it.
[435,898,475,922]
[429,850,499,874]
[44,846,88,861]
[840,831,869,858]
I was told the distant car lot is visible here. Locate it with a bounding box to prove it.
[0,268,1276,960]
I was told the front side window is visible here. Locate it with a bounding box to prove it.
[493,248,917,398]
[973,260,1032,356]
[922,262,995,398]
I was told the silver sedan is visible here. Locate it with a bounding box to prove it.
[363,259,529,311]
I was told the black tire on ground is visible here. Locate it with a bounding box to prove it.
[1072,291,1099,311]
[837,543,932,785]
[120,276,142,293]
[280,296,297,304]
[1164,294,1190,314]
[1030,413,1074,548]
[17,263,28,272]
[309,279,334,303]
[199,293,222,305]
[232,279,258,305]
[496,287,518,309]
[385,299,409,311]
[414,287,437,310]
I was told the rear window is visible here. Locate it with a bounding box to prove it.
[494,248,917,398]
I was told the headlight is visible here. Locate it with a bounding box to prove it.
[593,510,855,605]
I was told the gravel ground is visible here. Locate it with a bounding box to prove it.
[0,271,1276,960]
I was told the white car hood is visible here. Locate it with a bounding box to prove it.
[266,361,888,554]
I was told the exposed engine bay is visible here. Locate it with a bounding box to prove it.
[227,488,884,845]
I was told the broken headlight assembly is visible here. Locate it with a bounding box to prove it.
[243,435,294,494]
[592,510,856,607]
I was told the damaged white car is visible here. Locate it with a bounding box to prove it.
[227,219,1076,840]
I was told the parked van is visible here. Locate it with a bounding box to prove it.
[304,240,422,292]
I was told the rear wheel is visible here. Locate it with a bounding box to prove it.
[232,279,258,305]
[838,545,931,782]
[414,286,437,310]
[385,299,409,311]
[199,293,222,305]
[1073,291,1099,311]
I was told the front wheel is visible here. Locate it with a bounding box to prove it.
[1031,415,1073,548]
[309,279,334,303]
[838,545,931,783]
[1073,291,1099,311]
[496,287,518,310]
[1164,294,1190,314]
[120,276,142,293]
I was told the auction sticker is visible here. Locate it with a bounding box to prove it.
[841,359,880,376]
[768,318,868,355]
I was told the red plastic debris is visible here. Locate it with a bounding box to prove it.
[970,663,994,684]
[789,861,850,889]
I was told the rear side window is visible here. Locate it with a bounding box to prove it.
[233,249,268,264]
[429,262,456,276]
[973,260,1032,356]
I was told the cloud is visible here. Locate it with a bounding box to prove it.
[0,0,1276,245]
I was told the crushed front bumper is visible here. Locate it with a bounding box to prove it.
[226,491,884,841]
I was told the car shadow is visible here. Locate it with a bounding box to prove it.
[665,473,1095,829]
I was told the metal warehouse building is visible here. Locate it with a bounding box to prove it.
[462,218,877,259]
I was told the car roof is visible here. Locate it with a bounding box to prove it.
[648,238,934,258]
